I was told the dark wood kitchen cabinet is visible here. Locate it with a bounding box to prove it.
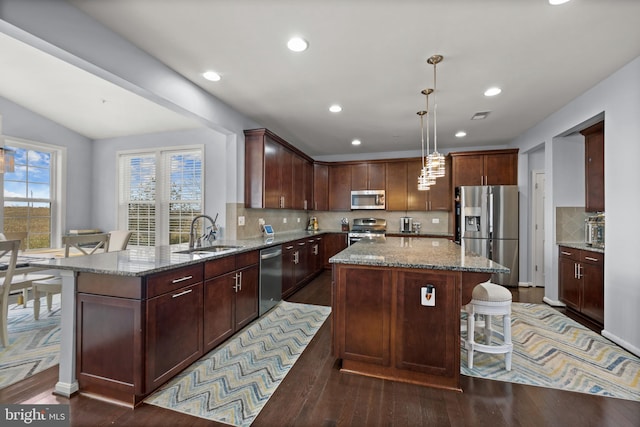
[203,250,259,352]
[282,237,323,298]
[558,245,604,327]
[407,157,451,211]
[581,121,604,212]
[76,263,204,406]
[313,163,329,211]
[385,160,408,211]
[244,128,313,209]
[323,233,348,269]
[351,162,386,190]
[451,149,518,188]
[329,164,352,211]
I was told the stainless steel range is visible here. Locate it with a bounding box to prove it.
[348,218,387,245]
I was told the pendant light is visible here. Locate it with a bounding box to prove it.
[417,110,431,191]
[427,54,446,178]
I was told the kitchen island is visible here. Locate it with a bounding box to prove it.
[329,236,508,391]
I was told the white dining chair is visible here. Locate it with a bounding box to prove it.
[32,233,110,320]
[108,230,132,252]
[1,240,57,346]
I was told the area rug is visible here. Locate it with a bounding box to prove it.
[0,296,61,389]
[145,301,331,426]
[461,302,640,401]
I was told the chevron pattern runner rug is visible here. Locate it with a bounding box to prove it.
[461,302,640,401]
[0,297,60,389]
[145,301,331,426]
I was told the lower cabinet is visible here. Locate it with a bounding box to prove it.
[323,232,348,269]
[332,264,460,390]
[558,246,604,326]
[282,237,324,299]
[203,250,259,352]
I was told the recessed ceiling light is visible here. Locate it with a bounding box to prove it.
[549,0,570,5]
[329,104,342,113]
[484,87,502,97]
[202,71,221,82]
[287,37,308,52]
[455,131,467,138]
[351,139,361,146]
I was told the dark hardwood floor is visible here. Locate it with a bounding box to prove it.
[2,271,639,426]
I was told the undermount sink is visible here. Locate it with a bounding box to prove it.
[175,245,241,255]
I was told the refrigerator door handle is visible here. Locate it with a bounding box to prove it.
[488,191,494,239]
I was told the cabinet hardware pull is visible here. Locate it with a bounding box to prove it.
[574,263,577,279]
[238,271,242,291]
[585,256,599,262]
[171,275,193,284]
[298,242,305,246]
[286,245,294,249]
[172,289,193,298]
[576,263,583,279]
[561,251,572,256]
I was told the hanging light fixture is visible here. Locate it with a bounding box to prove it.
[0,145,15,174]
[427,54,446,178]
[417,110,431,191]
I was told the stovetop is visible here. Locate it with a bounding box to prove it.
[350,218,387,234]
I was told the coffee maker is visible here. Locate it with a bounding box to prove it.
[400,217,413,233]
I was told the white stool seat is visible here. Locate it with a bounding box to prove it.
[463,281,513,371]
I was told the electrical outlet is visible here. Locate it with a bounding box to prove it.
[432,218,440,224]
[283,218,287,224]
[238,216,245,226]
[258,218,265,226]
[297,217,301,223]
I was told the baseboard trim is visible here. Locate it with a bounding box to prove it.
[602,330,640,358]
[54,381,79,397]
[542,296,565,307]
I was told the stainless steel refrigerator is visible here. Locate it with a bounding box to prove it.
[456,185,519,287]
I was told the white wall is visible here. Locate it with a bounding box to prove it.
[511,56,640,355]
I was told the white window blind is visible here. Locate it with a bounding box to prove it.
[118,147,203,246]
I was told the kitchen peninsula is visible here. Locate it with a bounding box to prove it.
[27,231,335,406]
[330,236,508,391]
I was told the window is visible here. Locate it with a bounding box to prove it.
[118,146,203,246]
[3,140,60,249]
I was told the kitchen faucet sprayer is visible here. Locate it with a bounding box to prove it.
[189,213,219,248]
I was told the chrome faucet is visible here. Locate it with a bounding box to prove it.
[189,214,218,248]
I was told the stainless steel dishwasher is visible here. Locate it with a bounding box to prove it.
[259,246,282,315]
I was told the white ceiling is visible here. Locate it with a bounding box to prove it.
[5,1,640,156]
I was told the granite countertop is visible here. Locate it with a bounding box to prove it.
[329,236,509,273]
[27,229,343,277]
[557,242,605,254]
[386,231,453,238]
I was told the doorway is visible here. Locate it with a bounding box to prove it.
[531,170,545,287]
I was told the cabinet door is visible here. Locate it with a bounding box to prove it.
[303,159,314,210]
[291,155,305,210]
[146,282,203,392]
[395,270,458,377]
[334,266,392,366]
[329,164,352,211]
[484,153,517,185]
[294,240,309,284]
[235,264,259,330]
[350,163,368,191]
[407,159,428,211]
[559,253,580,311]
[323,233,348,269]
[583,122,604,212]
[312,237,324,274]
[452,155,484,187]
[386,161,408,211]
[313,163,329,211]
[282,244,297,297]
[203,272,236,352]
[279,147,294,209]
[581,252,604,324]
[368,163,386,190]
[263,136,282,209]
[428,156,452,211]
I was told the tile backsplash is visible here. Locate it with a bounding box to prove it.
[227,203,451,239]
[556,206,588,243]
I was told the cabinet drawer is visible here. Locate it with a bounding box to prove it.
[236,250,259,269]
[581,250,604,266]
[147,264,203,298]
[558,246,580,261]
[204,255,237,279]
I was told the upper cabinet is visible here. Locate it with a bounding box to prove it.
[451,149,518,188]
[351,162,386,190]
[385,157,451,212]
[581,121,604,212]
[328,164,352,211]
[244,128,314,209]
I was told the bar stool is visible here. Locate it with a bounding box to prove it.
[463,281,513,371]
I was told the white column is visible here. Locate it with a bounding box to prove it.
[54,270,79,397]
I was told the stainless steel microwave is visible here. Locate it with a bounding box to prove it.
[351,190,385,210]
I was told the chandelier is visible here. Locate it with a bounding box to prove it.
[417,54,445,190]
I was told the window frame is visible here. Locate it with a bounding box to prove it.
[1,136,66,249]
[117,144,204,247]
